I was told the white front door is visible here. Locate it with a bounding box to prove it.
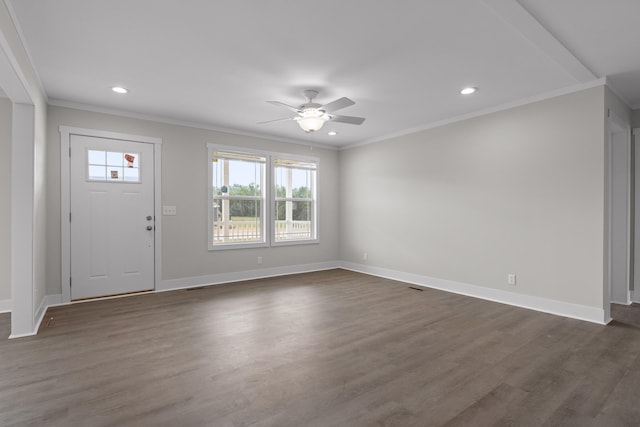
[70,135,155,300]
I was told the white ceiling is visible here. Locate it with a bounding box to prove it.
[7,0,640,148]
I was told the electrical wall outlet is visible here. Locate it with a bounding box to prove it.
[363,252,368,261]
[162,205,177,216]
[507,273,516,286]
[257,256,263,265]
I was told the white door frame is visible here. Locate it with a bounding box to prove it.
[606,110,632,312]
[60,127,162,303]
[634,128,640,304]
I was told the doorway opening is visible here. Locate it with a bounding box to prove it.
[607,111,632,321]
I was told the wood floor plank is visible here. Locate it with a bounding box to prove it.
[0,269,639,426]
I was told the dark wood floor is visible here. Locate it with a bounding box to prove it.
[1,269,640,426]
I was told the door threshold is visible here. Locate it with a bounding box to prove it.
[71,289,155,304]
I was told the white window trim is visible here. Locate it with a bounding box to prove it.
[270,152,319,247]
[207,144,269,250]
[207,145,319,250]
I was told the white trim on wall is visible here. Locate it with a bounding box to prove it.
[2,0,48,102]
[34,294,58,332]
[49,99,338,151]
[0,8,35,105]
[340,262,609,325]
[480,0,596,83]
[59,126,163,304]
[345,78,607,150]
[159,261,340,292]
[634,127,640,303]
[607,111,632,309]
[0,6,41,339]
[12,262,340,333]
[28,262,608,335]
[9,294,64,339]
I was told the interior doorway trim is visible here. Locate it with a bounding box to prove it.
[634,127,640,304]
[60,126,162,303]
[606,110,632,317]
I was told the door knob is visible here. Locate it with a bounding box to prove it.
[146,215,152,221]
[146,225,153,231]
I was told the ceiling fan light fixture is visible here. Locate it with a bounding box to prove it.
[297,109,328,132]
[460,87,477,95]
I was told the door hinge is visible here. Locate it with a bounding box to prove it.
[69,212,71,222]
[70,277,72,287]
[69,147,71,157]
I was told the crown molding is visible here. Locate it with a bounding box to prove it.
[343,78,607,151]
[2,0,47,102]
[47,98,339,151]
[481,0,595,83]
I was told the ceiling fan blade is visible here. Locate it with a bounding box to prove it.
[257,117,296,124]
[266,101,302,114]
[329,114,365,125]
[320,97,355,113]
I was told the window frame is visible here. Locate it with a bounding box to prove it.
[270,152,319,246]
[207,144,269,250]
[85,148,142,183]
[207,145,320,250]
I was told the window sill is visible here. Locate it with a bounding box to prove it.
[270,239,319,247]
[209,242,269,251]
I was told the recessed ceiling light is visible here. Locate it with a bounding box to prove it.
[328,131,338,136]
[112,86,128,94]
[460,87,477,95]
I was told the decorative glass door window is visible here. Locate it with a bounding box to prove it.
[87,150,141,183]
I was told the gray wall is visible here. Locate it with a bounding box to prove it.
[0,97,10,301]
[633,109,640,129]
[339,86,606,309]
[46,106,340,295]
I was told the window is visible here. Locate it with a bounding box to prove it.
[87,149,141,182]
[272,157,317,244]
[207,145,318,250]
[208,146,266,249]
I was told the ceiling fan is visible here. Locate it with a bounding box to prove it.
[259,90,365,133]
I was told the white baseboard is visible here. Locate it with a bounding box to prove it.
[11,263,339,339]
[31,294,63,337]
[10,295,63,338]
[340,262,608,325]
[0,298,11,313]
[159,261,340,292]
[11,259,612,339]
